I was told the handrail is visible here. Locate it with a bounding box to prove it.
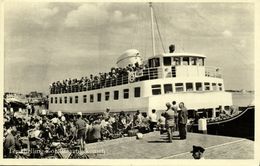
[205,66,222,78]
[50,67,163,94]
[50,65,222,94]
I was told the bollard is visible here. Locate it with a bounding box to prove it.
[198,118,207,134]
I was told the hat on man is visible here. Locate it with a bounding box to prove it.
[41,109,46,115]
[166,102,171,107]
[191,145,205,153]
[77,112,82,116]
[61,116,66,122]
[58,111,62,117]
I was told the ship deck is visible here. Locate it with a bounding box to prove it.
[85,131,254,159]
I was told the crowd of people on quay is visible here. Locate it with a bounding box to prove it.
[3,100,189,158]
[50,63,148,94]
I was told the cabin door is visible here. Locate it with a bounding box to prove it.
[162,57,172,78]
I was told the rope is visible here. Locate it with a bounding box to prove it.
[153,5,166,53]
[130,5,140,49]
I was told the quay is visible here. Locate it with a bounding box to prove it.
[85,132,254,159]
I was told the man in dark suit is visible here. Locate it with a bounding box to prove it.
[178,102,188,140]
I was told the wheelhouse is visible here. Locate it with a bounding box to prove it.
[147,53,206,68]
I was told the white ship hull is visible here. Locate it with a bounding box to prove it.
[49,76,232,117]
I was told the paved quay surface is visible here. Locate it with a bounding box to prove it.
[85,131,254,159]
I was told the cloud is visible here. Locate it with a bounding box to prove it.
[112,10,138,23]
[5,2,59,28]
[4,2,254,93]
[222,30,233,37]
[64,3,138,28]
[32,6,59,27]
[64,3,109,28]
[239,39,246,47]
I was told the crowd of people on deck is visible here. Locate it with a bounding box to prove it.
[3,100,190,158]
[50,63,148,94]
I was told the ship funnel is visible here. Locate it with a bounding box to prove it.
[116,49,143,68]
[169,44,175,53]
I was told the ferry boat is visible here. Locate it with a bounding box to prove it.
[49,3,233,117]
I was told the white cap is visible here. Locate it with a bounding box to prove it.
[61,116,66,122]
[58,111,62,117]
[42,109,46,115]
[77,112,82,116]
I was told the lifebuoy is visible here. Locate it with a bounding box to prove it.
[128,72,135,83]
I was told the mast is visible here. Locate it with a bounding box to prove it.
[149,2,156,57]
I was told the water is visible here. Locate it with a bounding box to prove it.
[232,92,254,107]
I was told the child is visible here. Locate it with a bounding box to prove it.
[158,113,166,134]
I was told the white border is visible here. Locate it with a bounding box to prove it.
[0,0,259,165]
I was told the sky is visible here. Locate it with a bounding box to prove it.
[4,2,254,94]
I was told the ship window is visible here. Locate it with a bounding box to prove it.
[204,82,210,91]
[114,90,119,100]
[55,97,57,104]
[196,82,202,91]
[149,58,160,68]
[164,84,173,94]
[75,96,78,103]
[50,97,53,104]
[190,57,197,65]
[198,58,204,66]
[216,111,220,117]
[163,57,171,66]
[105,92,110,101]
[123,89,129,99]
[90,94,94,102]
[186,82,193,91]
[175,83,184,92]
[173,57,180,65]
[203,108,213,118]
[218,83,223,91]
[69,97,73,104]
[134,87,141,97]
[208,109,213,118]
[212,83,217,91]
[83,95,87,103]
[152,84,161,95]
[59,97,62,104]
[154,58,160,67]
[64,97,67,104]
[182,57,190,65]
[97,93,101,102]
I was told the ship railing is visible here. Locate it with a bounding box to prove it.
[50,67,164,94]
[205,66,222,78]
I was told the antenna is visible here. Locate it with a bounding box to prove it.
[149,2,156,57]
